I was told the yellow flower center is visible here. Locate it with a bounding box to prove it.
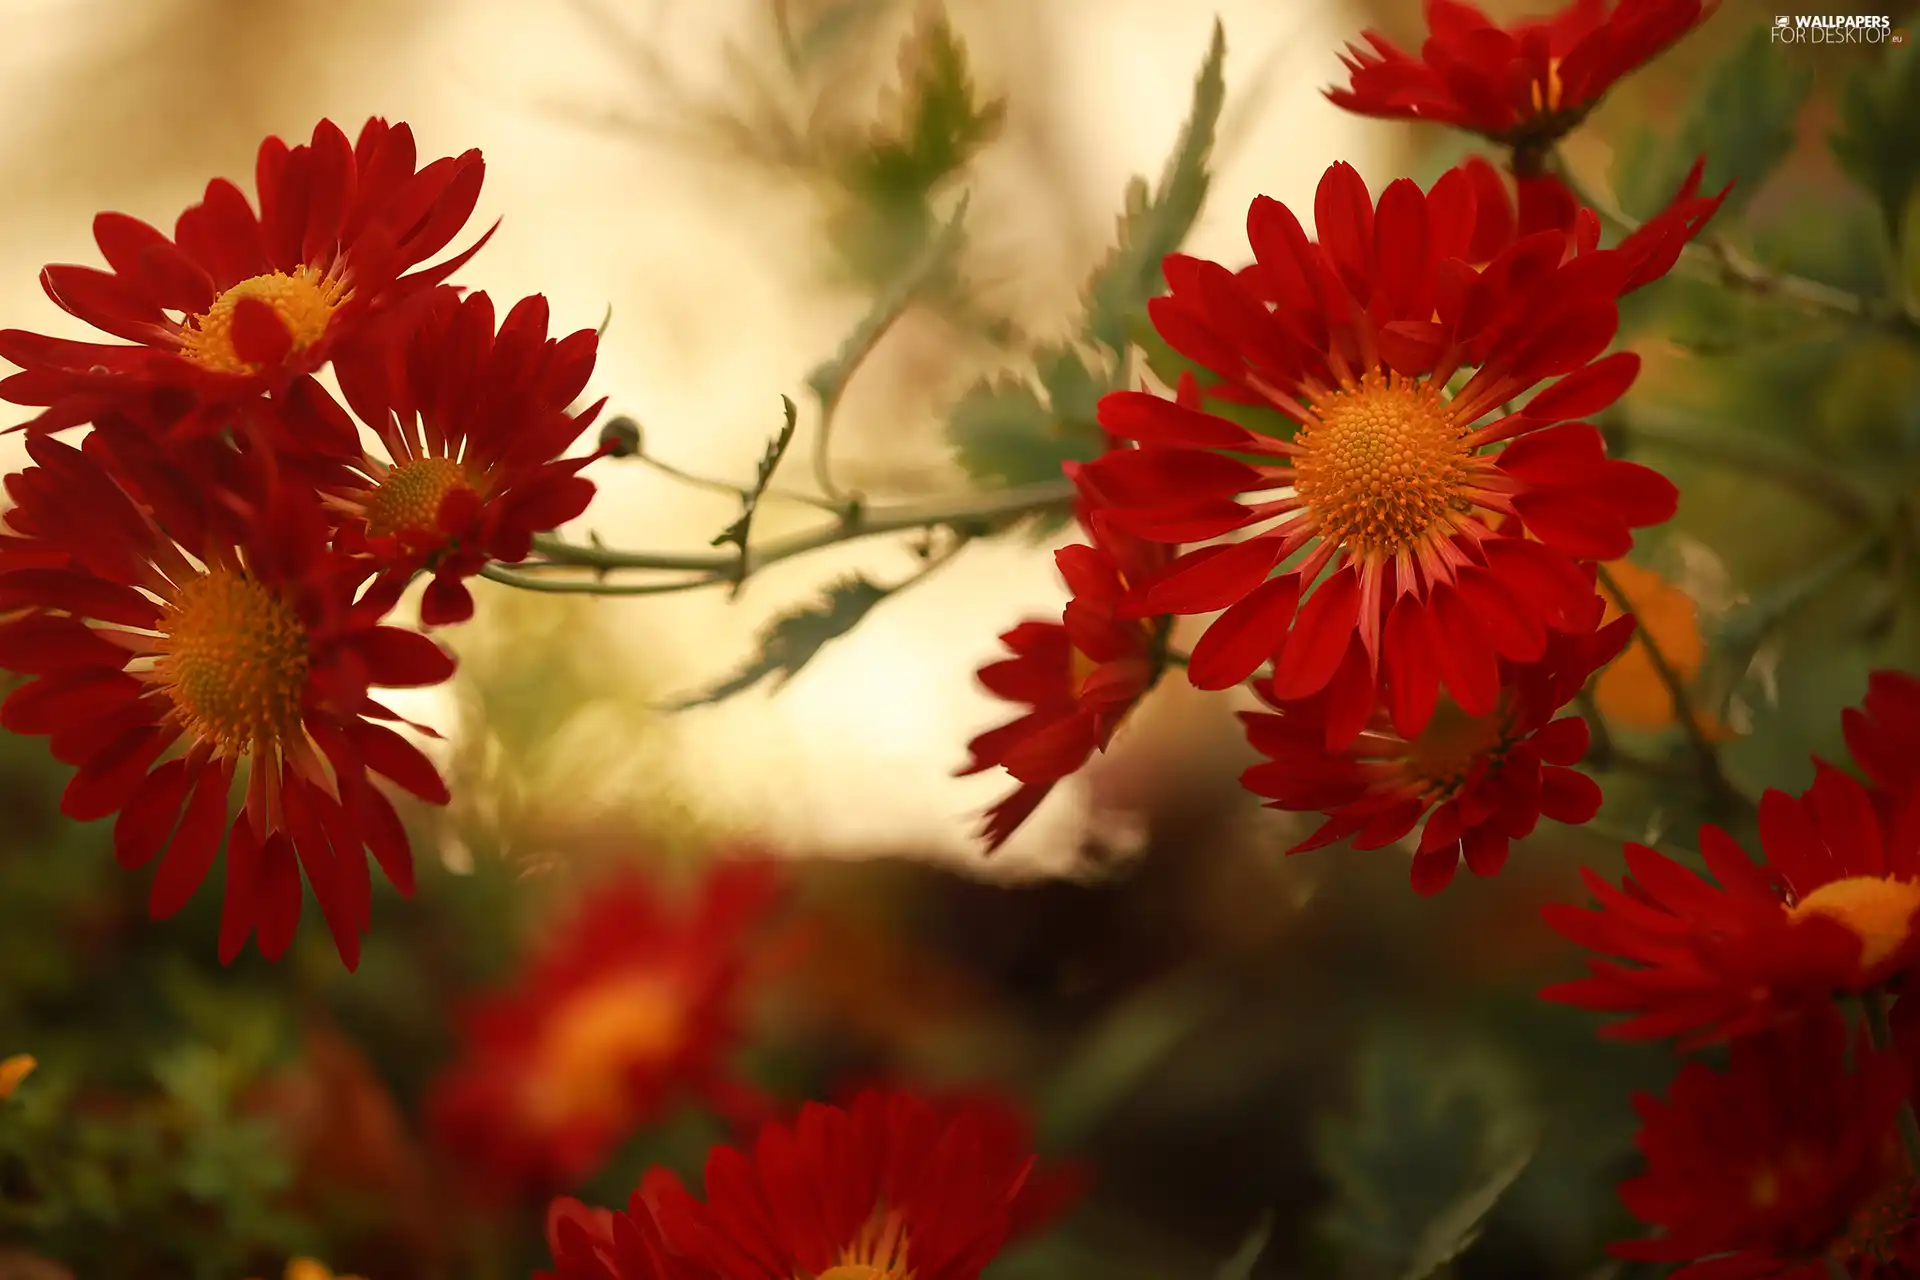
[177,265,347,374]
[1530,57,1566,114]
[363,457,477,539]
[1786,876,1920,970]
[811,1210,913,1280]
[153,568,309,756]
[1292,371,1472,561]
[522,971,687,1129]
[1406,699,1506,800]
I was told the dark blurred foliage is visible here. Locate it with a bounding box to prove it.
[5,1,1920,1278]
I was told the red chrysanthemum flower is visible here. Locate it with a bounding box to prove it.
[544,1089,1081,1280]
[0,118,488,433]
[275,287,607,625]
[427,862,785,1203]
[1541,760,1920,1047]
[0,430,455,968]
[1610,1005,1914,1278]
[1240,590,1633,894]
[1085,161,1706,743]
[540,1196,704,1280]
[957,433,1175,851]
[1845,669,1920,815]
[1326,0,1718,155]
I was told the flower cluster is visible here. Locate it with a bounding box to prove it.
[960,141,1725,888]
[1543,670,1920,1271]
[0,118,613,969]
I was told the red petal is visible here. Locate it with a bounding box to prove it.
[1186,574,1300,690]
[230,296,295,368]
[1135,539,1285,615]
[149,761,231,919]
[1270,569,1362,700]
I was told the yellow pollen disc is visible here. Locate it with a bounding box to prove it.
[1405,699,1506,801]
[812,1210,914,1280]
[522,972,687,1128]
[1786,876,1920,970]
[177,265,347,374]
[363,456,476,540]
[1292,371,1472,561]
[1530,57,1566,114]
[153,568,309,756]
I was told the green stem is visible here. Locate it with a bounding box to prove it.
[1593,563,1747,822]
[496,478,1071,586]
[632,445,846,514]
[1861,988,1920,1178]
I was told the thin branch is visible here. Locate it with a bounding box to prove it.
[488,479,1074,601]
[1594,562,1746,821]
[631,446,846,514]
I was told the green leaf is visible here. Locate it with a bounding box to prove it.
[948,346,1106,492]
[1315,1030,1541,1280]
[1213,1212,1275,1280]
[840,3,1006,203]
[1614,23,1811,221]
[1399,1140,1538,1280]
[1082,21,1226,356]
[1901,184,1920,319]
[1830,39,1920,238]
[664,576,894,708]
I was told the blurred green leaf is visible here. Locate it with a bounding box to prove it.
[665,576,895,708]
[948,348,1106,493]
[711,397,800,593]
[1213,1212,1275,1280]
[1830,40,1920,238]
[1082,21,1226,356]
[1901,185,1920,319]
[1616,23,1811,220]
[1316,1031,1541,1280]
[840,3,1005,203]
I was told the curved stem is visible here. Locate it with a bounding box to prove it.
[478,564,728,596]
[632,447,846,514]
[1593,563,1746,821]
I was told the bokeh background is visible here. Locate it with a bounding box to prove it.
[3,0,1919,1276]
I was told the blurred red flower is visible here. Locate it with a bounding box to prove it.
[428,861,785,1203]
[1542,759,1920,1047]
[0,118,488,434]
[279,287,608,625]
[1086,161,1687,740]
[0,431,453,968]
[957,431,1175,851]
[1610,1005,1913,1277]
[541,1089,1082,1280]
[1845,669,1920,817]
[1327,0,1717,153]
[1240,591,1633,893]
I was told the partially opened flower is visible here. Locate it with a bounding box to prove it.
[1087,161,1685,743]
[539,1196,704,1280]
[1610,1005,1913,1277]
[279,287,607,624]
[957,435,1175,851]
[0,118,488,434]
[0,430,454,969]
[1240,592,1632,894]
[618,1089,1081,1280]
[1542,760,1920,1047]
[427,861,785,1203]
[1327,0,1718,155]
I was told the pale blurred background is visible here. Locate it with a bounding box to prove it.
[0,0,1404,877]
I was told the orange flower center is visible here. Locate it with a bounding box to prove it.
[1406,699,1506,800]
[153,568,309,755]
[1292,371,1472,561]
[363,457,477,539]
[1530,57,1566,114]
[177,266,347,373]
[522,971,687,1129]
[811,1209,914,1280]
[0,1054,34,1099]
[1786,876,1920,970]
